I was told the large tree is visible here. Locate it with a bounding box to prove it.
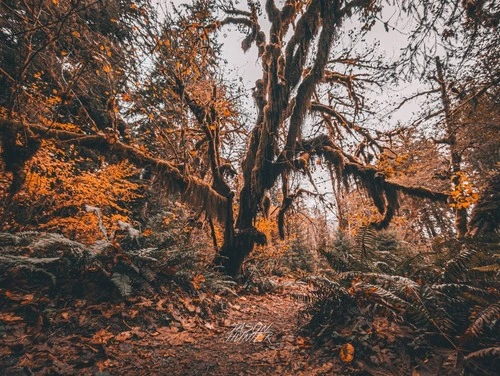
[1,0,497,276]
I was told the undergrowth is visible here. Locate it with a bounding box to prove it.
[301,228,500,375]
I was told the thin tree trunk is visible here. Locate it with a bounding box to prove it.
[436,57,468,238]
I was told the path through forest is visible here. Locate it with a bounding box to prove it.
[158,285,325,376]
[1,279,338,375]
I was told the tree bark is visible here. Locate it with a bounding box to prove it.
[436,57,468,238]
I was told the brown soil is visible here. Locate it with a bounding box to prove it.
[0,280,337,376]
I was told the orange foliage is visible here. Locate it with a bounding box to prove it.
[252,217,290,263]
[1,140,142,243]
[449,171,479,209]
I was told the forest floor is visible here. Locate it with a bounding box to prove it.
[1,278,343,375]
[1,231,495,375]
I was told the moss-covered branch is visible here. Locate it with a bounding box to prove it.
[0,118,229,223]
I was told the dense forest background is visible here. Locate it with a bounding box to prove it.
[0,0,498,375]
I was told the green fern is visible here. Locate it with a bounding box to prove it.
[111,272,132,297]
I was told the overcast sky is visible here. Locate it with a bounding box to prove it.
[159,0,427,128]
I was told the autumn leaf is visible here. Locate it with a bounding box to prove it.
[180,297,197,312]
[115,331,132,342]
[103,64,112,74]
[91,329,114,345]
[295,337,311,348]
[253,332,267,342]
[0,312,23,323]
[191,274,205,290]
[71,30,81,38]
[339,343,355,363]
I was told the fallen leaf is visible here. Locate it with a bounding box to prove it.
[0,313,23,323]
[197,292,207,302]
[254,333,267,342]
[115,331,132,342]
[20,294,35,304]
[181,318,196,330]
[180,297,196,313]
[61,312,69,320]
[295,337,311,348]
[90,329,114,345]
[340,343,355,363]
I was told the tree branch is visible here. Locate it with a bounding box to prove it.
[0,118,229,223]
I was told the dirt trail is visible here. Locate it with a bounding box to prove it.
[117,282,333,375]
[161,291,311,375]
[1,281,337,376]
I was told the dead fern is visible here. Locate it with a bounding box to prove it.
[463,302,500,340]
[465,346,500,360]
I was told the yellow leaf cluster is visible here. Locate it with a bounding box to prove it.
[2,140,142,243]
[449,172,479,209]
[103,64,112,74]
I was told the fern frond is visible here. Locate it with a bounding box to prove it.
[111,272,132,297]
[472,264,500,273]
[203,270,238,295]
[355,282,411,311]
[431,283,491,298]
[301,275,358,334]
[319,249,348,272]
[140,266,156,283]
[463,302,500,339]
[355,225,377,259]
[343,272,421,293]
[417,285,457,333]
[372,261,395,274]
[443,248,478,282]
[465,346,500,360]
